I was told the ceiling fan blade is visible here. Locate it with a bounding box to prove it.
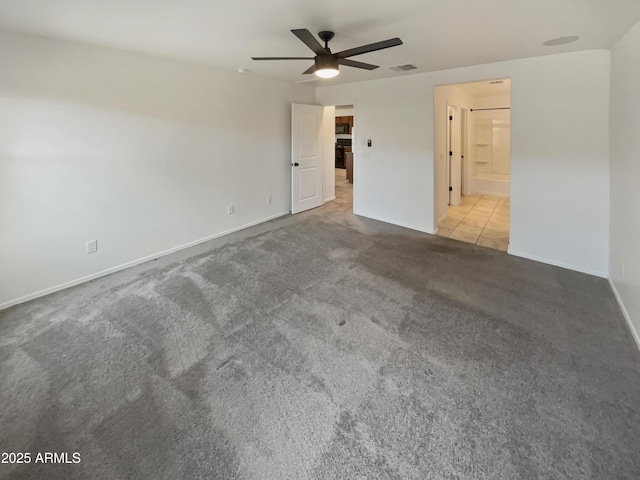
[302,65,316,75]
[291,29,327,55]
[338,58,379,70]
[252,57,315,60]
[337,38,403,59]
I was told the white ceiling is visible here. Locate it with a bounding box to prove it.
[1,0,639,85]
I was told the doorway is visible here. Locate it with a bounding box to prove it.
[290,103,356,214]
[434,79,511,252]
[334,104,355,209]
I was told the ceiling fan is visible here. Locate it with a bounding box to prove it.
[252,29,403,79]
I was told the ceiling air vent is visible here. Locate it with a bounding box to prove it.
[388,64,418,72]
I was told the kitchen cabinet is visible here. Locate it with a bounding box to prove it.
[335,116,354,133]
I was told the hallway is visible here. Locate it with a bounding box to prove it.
[334,167,352,206]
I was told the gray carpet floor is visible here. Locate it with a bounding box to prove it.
[1,182,640,480]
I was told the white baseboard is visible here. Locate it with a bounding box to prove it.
[0,211,289,311]
[324,196,336,202]
[354,211,436,235]
[506,248,607,278]
[434,213,448,235]
[475,191,510,198]
[608,278,640,352]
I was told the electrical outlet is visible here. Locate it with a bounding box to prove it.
[227,205,235,215]
[86,239,98,254]
[267,195,272,205]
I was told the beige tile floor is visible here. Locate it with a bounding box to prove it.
[437,194,510,251]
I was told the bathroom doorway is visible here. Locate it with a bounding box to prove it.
[434,79,511,252]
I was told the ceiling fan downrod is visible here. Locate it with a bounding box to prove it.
[318,31,335,51]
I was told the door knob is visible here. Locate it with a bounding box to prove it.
[293,162,299,166]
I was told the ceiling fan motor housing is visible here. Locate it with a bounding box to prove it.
[315,54,338,70]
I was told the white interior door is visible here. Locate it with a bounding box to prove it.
[292,103,323,214]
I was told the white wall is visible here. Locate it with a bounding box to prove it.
[335,105,354,117]
[609,20,640,347]
[316,50,610,276]
[0,29,315,308]
[472,95,511,109]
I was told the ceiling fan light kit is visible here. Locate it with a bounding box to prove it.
[251,28,403,79]
[314,55,340,78]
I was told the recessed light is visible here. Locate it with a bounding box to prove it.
[236,68,249,74]
[543,35,580,46]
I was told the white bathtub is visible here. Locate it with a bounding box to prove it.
[471,173,510,197]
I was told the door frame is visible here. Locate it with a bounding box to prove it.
[323,102,357,213]
[461,108,470,196]
[434,78,511,232]
[447,104,461,206]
